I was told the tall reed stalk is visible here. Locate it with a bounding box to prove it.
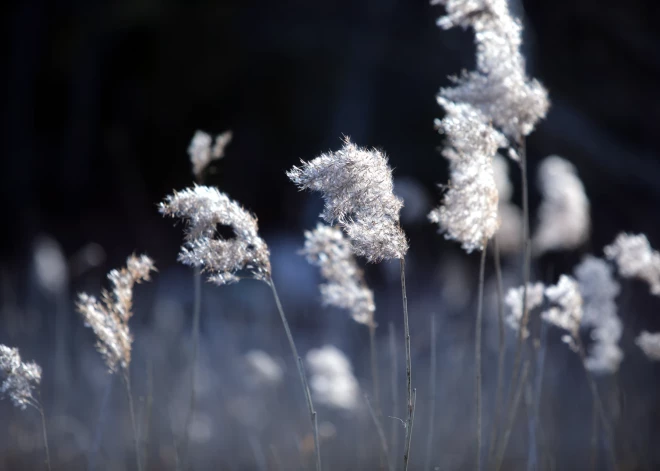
[424,314,437,471]
[400,258,416,471]
[269,281,321,471]
[487,237,506,468]
[475,245,488,471]
[122,370,142,471]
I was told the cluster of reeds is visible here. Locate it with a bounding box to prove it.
[3,1,660,470]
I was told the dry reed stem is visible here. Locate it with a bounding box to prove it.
[424,314,437,471]
[365,393,394,471]
[400,258,414,471]
[487,237,506,468]
[269,281,321,471]
[476,245,488,471]
[122,370,142,471]
[389,322,399,460]
[494,361,531,471]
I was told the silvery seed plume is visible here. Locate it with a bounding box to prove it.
[493,154,522,253]
[604,233,660,296]
[287,137,408,262]
[433,0,549,138]
[0,345,42,410]
[504,282,544,339]
[635,331,660,361]
[532,156,590,255]
[76,254,156,373]
[302,223,375,326]
[542,275,583,340]
[575,256,623,374]
[189,130,233,181]
[159,185,271,285]
[429,99,507,252]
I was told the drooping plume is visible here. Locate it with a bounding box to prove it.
[575,256,623,374]
[433,0,550,139]
[0,345,42,410]
[532,156,590,255]
[604,233,660,296]
[188,130,233,181]
[302,223,375,326]
[76,254,156,373]
[287,137,407,262]
[429,99,507,252]
[159,185,271,285]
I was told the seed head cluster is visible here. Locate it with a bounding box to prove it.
[76,254,156,373]
[429,99,506,252]
[433,0,549,139]
[302,224,375,326]
[0,345,42,410]
[287,137,408,262]
[160,185,271,285]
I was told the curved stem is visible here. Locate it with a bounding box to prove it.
[37,401,51,471]
[389,322,399,459]
[269,280,321,471]
[424,314,437,471]
[122,370,143,471]
[400,258,414,471]
[475,245,487,471]
[488,237,506,467]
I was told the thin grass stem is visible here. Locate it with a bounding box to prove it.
[400,257,414,471]
[369,322,381,415]
[365,393,394,471]
[494,361,531,471]
[424,314,437,471]
[389,322,399,460]
[122,370,143,471]
[487,237,506,468]
[476,245,488,471]
[268,280,321,471]
[37,401,51,471]
[403,388,417,471]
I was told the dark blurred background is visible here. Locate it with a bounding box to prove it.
[3,0,660,469]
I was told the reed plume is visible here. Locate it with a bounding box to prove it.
[0,345,49,469]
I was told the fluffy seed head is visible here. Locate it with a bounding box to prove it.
[0,345,42,410]
[429,99,506,252]
[433,0,549,138]
[76,254,156,372]
[159,185,271,285]
[302,224,375,326]
[604,233,660,296]
[533,156,590,255]
[287,137,407,262]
